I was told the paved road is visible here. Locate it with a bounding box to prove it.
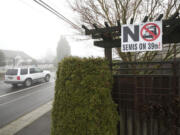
[0,79,55,128]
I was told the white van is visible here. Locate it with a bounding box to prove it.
[4,67,51,87]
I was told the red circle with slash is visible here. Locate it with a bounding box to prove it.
[140,23,160,41]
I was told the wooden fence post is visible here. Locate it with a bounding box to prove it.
[104,48,112,70]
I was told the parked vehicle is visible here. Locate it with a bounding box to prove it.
[4,67,51,87]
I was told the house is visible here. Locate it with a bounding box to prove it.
[0,49,36,66]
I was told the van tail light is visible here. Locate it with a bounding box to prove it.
[17,76,20,80]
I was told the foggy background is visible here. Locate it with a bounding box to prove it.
[0,0,104,64]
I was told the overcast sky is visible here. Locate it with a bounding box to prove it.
[0,0,104,59]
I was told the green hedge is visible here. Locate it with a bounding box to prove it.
[51,57,119,135]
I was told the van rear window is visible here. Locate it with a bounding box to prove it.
[6,69,18,75]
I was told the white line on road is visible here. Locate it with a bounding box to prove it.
[0,85,54,106]
[0,81,55,98]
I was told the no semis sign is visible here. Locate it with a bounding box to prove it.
[121,21,162,52]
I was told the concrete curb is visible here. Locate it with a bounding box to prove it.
[0,101,53,135]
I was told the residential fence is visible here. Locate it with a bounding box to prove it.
[112,61,180,135]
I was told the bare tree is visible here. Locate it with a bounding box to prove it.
[44,49,56,64]
[68,0,180,62]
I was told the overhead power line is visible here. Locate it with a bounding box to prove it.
[33,0,80,29]
[33,0,82,30]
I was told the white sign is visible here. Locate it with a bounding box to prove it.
[121,21,162,52]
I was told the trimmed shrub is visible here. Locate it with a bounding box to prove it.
[51,57,119,135]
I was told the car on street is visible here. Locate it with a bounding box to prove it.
[4,67,51,87]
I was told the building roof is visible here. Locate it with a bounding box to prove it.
[0,49,33,60]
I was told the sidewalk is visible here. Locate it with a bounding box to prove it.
[0,101,52,135]
[15,111,51,135]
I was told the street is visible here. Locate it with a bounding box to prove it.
[0,79,55,128]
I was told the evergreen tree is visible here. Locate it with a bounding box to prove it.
[56,36,71,64]
[0,50,6,66]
